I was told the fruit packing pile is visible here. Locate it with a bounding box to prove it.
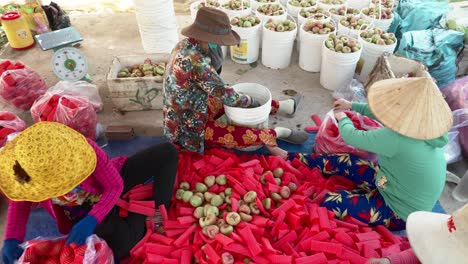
[31,94,98,140]
[223,0,251,10]
[18,238,111,264]
[117,58,166,79]
[0,60,47,111]
[257,4,285,16]
[0,111,26,147]
[360,28,397,45]
[371,0,395,9]
[324,34,362,53]
[288,0,316,8]
[230,15,261,28]
[303,21,336,34]
[122,148,409,264]
[264,19,297,32]
[329,6,359,16]
[315,111,382,161]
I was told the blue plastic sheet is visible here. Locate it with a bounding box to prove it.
[397,28,464,87]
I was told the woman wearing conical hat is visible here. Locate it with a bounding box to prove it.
[270,77,453,231]
[0,122,179,263]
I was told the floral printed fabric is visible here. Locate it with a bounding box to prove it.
[205,96,278,149]
[290,153,406,230]
[163,38,244,154]
[51,185,101,223]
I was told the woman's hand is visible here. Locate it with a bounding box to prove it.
[65,215,98,246]
[334,110,347,121]
[2,239,23,264]
[333,99,352,110]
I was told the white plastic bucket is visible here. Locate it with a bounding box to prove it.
[222,46,228,59]
[348,0,370,9]
[251,0,279,11]
[255,4,288,22]
[230,22,262,63]
[298,11,331,27]
[331,12,359,25]
[361,12,393,32]
[224,83,272,129]
[317,1,346,10]
[337,22,370,39]
[355,36,397,82]
[320,39,363,91]
[287,1,317,18]
[299,23,335,72]
[221,6,253,18]
[262,19,298,69]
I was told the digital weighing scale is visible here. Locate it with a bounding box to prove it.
[35,27,92,82]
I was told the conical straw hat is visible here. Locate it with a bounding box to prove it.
[367,77,453,140]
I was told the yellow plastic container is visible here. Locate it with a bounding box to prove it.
[1,12,35,50]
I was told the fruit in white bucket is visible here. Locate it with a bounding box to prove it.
[371,0,396,8]
[303,20,336,34]
[288,0,316,7]
[195,0,220,10]
[319,0,345,4]
[254,0,277,2]
[340,15,371,30]
[257,3,285,16]
[361,7,393,19]
[264,19,297,32]
[360,28,397,45]
[223,0,250,10]
[230,15,261,27]
[324,33,362,53]
[329,6,359,16]
[300,7,331,20]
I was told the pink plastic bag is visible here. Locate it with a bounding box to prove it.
[442,76,467,111]
[48,81,103,111]
[0,68,48,111]
[17,235,114,264]
[0,111,26,147]
[31,93,98,140]
[314,110,383,161]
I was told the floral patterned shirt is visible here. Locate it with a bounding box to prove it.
[163,38,244,154]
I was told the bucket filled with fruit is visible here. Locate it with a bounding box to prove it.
[337,15,372,39]
[190,0,221,20]
[287,0,317,18]
[355,28,397,82]
[221,0,252,18]
[370,0,396,9]
[230,15,262,64]
[320,34,363,91]
[360,7,394,31]
[347,0,370,9]
[256,3,287,22]
[250,0,279,12]
[329,6,360,25]
[317,0,347,11]
[298,7,331,27]
[262,19,298,69]
[299,20,336,72]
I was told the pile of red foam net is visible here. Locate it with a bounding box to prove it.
[121,149,409,264]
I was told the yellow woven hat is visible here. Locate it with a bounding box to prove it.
[0,122,97,202]
[367,77,453,140]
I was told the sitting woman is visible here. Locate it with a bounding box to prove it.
[269,78,452,230]
[0,122,179,263]
[163,7,307,154]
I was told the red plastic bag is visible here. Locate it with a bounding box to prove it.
[17,235,114,264]
[442,76,467,110]
[0,111,26,147]
[314,110,383,161]
[0,66,48,111]
[31,94,98,139]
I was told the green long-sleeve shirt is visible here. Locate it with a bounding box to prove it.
[338,102,448,221]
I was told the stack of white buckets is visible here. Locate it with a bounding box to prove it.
[133,0,179,53]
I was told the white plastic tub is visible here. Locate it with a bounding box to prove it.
[256,4,288,22]
[355,37,397,82]
[262,20,298,69]
[299,22,335,72]
[221,1,252,18]
[287,1,317,18]
[337,22,370,39]
[251,0,279,11]
[320,39,363,91]
[230,21,262,63]
[348,0,370,9]
[298,10,331,27]
[317,0,346,10]
[361,11,393,32]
